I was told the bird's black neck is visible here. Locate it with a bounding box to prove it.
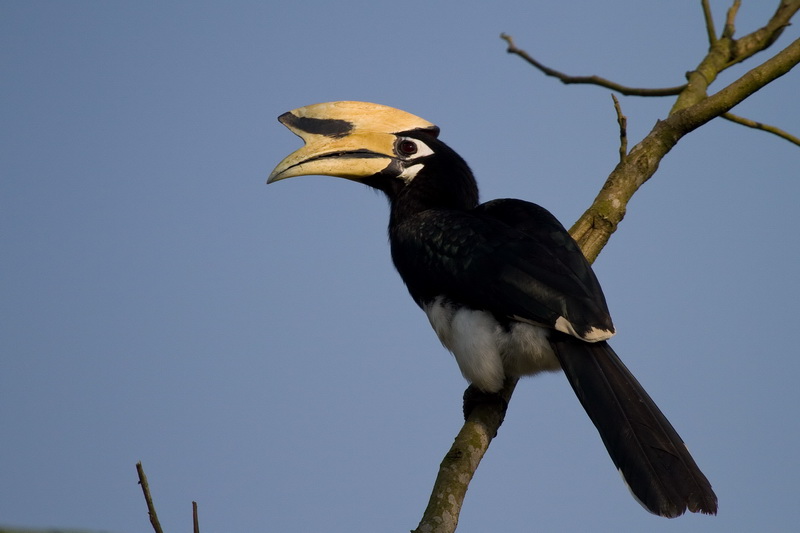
[374,138,479,226]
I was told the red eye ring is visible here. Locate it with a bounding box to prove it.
[397,139,418,156]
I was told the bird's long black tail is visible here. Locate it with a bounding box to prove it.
[551,338,717,518]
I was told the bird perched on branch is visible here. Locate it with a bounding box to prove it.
[268,101,717,518]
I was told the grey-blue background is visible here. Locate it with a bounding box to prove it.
[2,2,798,532]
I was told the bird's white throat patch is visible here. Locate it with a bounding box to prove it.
[398,163,424,182]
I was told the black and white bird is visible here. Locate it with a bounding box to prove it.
[268,101,717,518]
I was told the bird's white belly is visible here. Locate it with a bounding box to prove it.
[423,296,560,392]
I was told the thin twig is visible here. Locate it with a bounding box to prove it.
[193,501,201,533]
[722,112,800,146]
[500,33,686,97]
[136,462,165,533]
[723,0,742,39]
[611,94,628,162]
[702,0,718,44]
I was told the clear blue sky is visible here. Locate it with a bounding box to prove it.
[2,2,798,532]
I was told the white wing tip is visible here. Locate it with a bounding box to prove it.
[555,316,614,342]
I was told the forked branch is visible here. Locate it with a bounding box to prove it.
[572,36,800,262]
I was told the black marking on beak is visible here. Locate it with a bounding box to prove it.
[278,112,354,138]
[301,149,388,164]
[276,149,390,178]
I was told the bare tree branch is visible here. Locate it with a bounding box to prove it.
[673,0,800,113]
[702,0,718,44]
[412,380,518,533]
[416,7,800,532]
[722,0,742,40]
[611,94,628,162]
[572,36,800,261]
[729,0,800,66]
[136,462,165,533]
[193,501,201,533]
[500,2,800,141]
[722,112,800,146]
[500,33,687,97]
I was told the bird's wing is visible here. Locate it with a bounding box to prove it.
[390,199,614,340]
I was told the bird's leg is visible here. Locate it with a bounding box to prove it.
[462,384,509,425]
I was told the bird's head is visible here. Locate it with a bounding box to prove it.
[267,101,476,208]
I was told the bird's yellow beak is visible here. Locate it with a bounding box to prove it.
[267,101,438,183]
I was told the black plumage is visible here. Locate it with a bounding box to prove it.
[268,101,717,518]
[553,338,718,517]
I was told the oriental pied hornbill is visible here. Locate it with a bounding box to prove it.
[268,101,717,518]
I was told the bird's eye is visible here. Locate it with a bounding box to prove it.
[397,139,418,156]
